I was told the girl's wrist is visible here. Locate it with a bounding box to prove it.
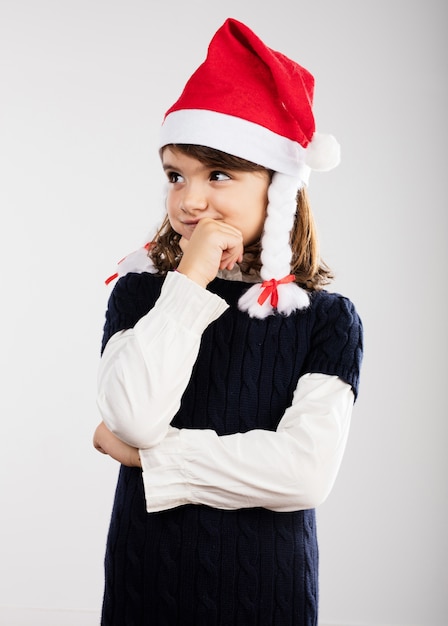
[175,262,209,288]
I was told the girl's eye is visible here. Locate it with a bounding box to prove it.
[210,171,230,181]
[167,171,184,184]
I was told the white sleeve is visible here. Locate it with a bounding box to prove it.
[140,373,354,513]
[96,271,228,448]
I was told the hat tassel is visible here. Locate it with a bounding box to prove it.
[238,172,310,318]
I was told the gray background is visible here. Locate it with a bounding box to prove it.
[1,0,446,624]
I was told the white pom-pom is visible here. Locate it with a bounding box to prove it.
[305,132,341,171]
[116,246,156,277]
[238,284,274,319]
[105,244,156,285]
[238,282,310,319]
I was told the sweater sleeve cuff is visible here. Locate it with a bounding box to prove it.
[134,271,228,337]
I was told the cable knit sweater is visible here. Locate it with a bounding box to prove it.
[100,272,363,626]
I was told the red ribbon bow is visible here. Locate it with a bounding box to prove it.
[257,274,295,308]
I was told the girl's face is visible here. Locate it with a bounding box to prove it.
[162,147,270,246]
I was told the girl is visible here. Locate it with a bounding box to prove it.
[93,18,363,626]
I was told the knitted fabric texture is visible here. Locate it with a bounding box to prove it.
[100,273,363,626]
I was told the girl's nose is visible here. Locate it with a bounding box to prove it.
[181,182,208,213]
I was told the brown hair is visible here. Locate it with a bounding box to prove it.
[149,144,333,291]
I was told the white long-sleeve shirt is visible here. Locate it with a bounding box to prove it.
[97,271,354,513]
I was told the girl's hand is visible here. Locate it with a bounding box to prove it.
[177,218,243,287]
[93,422,141,467]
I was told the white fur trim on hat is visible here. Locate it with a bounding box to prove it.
[160,109,309,179]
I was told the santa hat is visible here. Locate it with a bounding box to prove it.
[160,18,340,318]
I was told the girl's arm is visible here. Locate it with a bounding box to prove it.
[93,422,141,467]
[97,271,228,448]
[93,373,353,513]
[139,373,354,513]
[97,220,242,449]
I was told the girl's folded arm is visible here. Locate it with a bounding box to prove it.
[96,271,228,448]
[140,373,355,512]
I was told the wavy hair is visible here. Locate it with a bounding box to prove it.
[149,144,333,290]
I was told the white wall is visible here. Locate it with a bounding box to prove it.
[1,1,446,625]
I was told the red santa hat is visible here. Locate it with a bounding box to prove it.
[160,18,340,317]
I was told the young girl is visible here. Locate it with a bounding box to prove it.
[93,18,363,626]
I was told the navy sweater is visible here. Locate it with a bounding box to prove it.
[100,273,363,626]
